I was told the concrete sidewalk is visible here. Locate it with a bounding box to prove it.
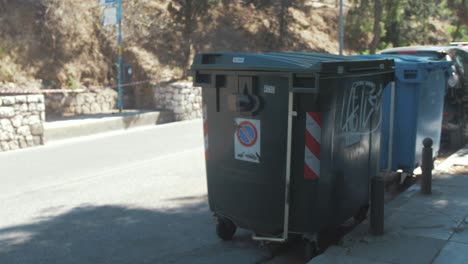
[44,111,173,142]
[310,147,468,264]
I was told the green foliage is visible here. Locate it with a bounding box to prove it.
[0,47,12,80]
[167,0,221,69]
[446,0,468,42]
[0,47,5,58]
[0,63,16,82]
[207,0,222,7]
[66,76,80,90]
[42,79,58,89]
[361,49,371,55]
[243,0,275,9]
[446,0,468,25]
[1,67,14,79]
[449,24,468,41]
[168,0,219,23]
[345,2,373,50]
[346,0,460,52]
[386,0,440,46]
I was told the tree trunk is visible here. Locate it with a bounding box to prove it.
[370,0,382,54]
[452,20,461,42]
[278,0,290,49]
[183,0,193,72]
[458,0,467,25]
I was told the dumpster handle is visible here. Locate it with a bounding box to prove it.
[252,92,293,243]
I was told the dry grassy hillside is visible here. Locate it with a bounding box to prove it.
[0,0,348,90]
[0,0,452,90]
[0,0,113,89]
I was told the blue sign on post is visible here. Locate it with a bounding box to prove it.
[102,7,118,26]
[99,0,123,112]
[117,0,123,113]
[99,0,116,6]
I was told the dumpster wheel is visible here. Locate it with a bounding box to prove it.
[216,216,237,241]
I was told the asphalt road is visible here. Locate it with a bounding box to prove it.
[0,120,280,264]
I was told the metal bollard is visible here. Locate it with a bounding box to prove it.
[370,175,384,236]
[421,138,433,195]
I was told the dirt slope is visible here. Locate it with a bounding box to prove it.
[1,0,448,90]
[0,0,115,89]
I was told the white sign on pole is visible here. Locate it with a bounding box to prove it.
[99,0,117,6]
[103,6,118,26]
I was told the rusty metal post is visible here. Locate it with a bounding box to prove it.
[421,138,433,195]
[370,175,384,236]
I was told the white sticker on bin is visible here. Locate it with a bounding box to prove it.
[233,57,245,63]
[234,118,261,163]
[264,85,276,94]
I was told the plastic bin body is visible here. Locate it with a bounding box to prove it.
[362,55,451,172]
[192,52,394,238]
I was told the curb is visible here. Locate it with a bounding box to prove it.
[44,111,173,142]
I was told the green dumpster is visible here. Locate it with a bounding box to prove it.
[191,52,394,244]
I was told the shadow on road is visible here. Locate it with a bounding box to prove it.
[0,200,267,264]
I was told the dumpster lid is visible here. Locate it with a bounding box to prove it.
[380,46,449,60]
[352,54,452,71]
[191,52,392,73]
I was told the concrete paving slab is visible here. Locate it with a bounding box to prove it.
[432,241,468,264]
[340,220,372,244]
[336,233,445,264]
[433,174,468,187]
[393,191,468,226]
[308,146,468,264]
[384,210,457,240]
[449,216,468,244]
[430,183,468,197]
[385,184,419,211]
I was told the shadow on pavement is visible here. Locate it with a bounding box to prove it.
[0,201,267,264]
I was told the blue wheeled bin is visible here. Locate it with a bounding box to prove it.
[355,55,452,173]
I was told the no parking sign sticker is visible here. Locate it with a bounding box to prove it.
[234,118,261,163]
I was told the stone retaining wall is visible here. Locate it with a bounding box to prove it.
[0,94,45,152]
[153,81,202,121]
[45,89,118,118]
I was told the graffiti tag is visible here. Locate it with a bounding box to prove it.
[341,81,383,145]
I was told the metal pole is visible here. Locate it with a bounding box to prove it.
[339,0,343,55]
[421,138,433,195]
[370,175,384,236]
[117,0,123,113]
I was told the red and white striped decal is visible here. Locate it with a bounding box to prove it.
[304,112,321,179]
[203,104,209,160]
